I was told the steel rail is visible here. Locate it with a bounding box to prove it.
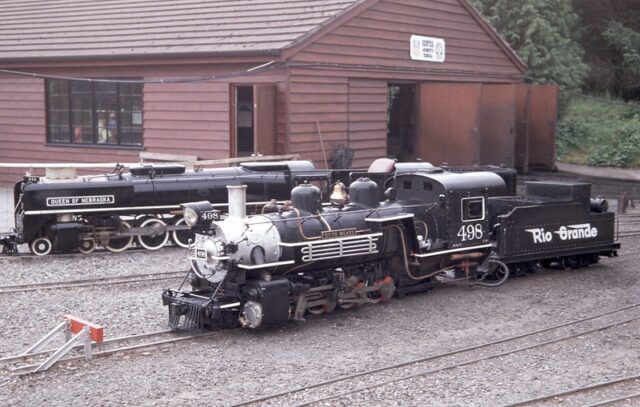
[502,374,640,406]
[9,329,230,376]
[0,329,174,367]
[231,303,640,407]
[0,271,186,294]
[0,245,180,260]
[289,314,640,407]
[583,391,640,407]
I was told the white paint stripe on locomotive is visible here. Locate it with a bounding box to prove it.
[412,243,493,258]
[365,214,415,222]
[279,232,383,247]
[22,201,282,216]
[210,255,231,261]
[24,205,181,215]
[219,302,241,309]
[237,260,295,269]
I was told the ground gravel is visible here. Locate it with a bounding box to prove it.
[0,199,638,406]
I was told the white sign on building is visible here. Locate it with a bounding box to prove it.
[410,35,446,63]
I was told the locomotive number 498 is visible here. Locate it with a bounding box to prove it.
[201,210,221,221]
[457,224,483,241]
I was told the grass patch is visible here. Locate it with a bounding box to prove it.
[557,95,640,168]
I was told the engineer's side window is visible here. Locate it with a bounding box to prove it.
[462,197,485,221]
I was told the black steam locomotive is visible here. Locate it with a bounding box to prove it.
[0,158,516,256]
[162,171,619,330]
[1,161,324,256]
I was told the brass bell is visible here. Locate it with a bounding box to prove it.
[330,181,348,205]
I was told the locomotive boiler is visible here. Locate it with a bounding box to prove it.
[162,171,513,330]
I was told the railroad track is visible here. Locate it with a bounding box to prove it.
[231,303,640,406]
[0,328,229,376]
[0,271,187,294]
[502,375,640,406]
[0,245,182,260]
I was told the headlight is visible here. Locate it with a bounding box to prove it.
[183,207,198,226]
[180,201,217,230]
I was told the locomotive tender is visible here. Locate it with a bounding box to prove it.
[161,169,618,330]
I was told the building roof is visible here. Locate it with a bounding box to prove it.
[0,0,365,62]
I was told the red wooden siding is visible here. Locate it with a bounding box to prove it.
[479,84,516,167]
[286,74,349,168]
[0,74,45,183]
[276,81,289,155]
[527,85,558,170]
[0,74,139,183]
[347,79,387,168]
[291,0,523,81]
[417,83,482,165]
[143,82,230,159]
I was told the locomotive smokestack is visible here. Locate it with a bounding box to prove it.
[227,185,247,219]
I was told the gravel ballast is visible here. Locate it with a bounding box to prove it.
[0,211,638,406]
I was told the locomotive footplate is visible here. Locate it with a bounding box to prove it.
[162,289,240,330]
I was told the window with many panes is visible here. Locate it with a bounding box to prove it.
[46,79,143,146]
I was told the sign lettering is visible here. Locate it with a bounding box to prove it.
[526,223,599,244]
[410,35,445,63]
[321,228,357,239]
[46,195,115,207]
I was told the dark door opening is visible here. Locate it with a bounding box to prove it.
[235,86,254,157]
[387,83,417,161]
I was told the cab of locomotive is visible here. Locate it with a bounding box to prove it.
[394,172,506,251]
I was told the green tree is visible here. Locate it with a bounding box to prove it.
[472,0,588,91]
[575,0,640,98]
[605,21,640,74]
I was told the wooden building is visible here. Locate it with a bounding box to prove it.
[0,0,554,184]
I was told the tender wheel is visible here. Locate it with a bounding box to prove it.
[78,239,96,254]
[137,217,169,250]
[30,237,52,256]
[171,218,193,248]
[560,257,573,271]
[105,221,133,253]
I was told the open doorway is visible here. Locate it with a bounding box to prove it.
[387,83,417,161]
[234,86,254,157]
[231,84,277,157]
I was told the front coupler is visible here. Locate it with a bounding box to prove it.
[162,289,240,330]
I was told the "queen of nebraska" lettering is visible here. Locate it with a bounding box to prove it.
[46,195,115,207]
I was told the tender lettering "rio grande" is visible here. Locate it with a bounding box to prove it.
[526,223,598,244]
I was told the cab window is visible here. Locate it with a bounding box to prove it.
[462,197,484,221]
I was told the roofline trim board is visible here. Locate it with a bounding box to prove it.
[0,49,282,67]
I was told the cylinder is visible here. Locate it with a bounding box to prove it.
[227,185,247,219]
